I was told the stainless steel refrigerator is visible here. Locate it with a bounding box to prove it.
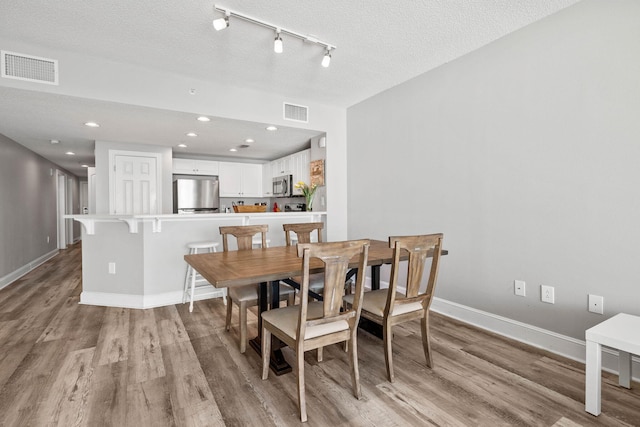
[173,176,220,213]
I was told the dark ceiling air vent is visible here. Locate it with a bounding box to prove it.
[1,50,58,85]
[283,102,309,123]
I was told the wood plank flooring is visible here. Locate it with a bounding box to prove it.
[1,242,639,426]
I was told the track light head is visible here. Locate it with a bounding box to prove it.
[274,29,283,53]
[213,11,230,31]
[321,48,331,68]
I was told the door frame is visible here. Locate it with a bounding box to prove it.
[56,170,66,249]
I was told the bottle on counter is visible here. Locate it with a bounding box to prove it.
[273,202,279,212]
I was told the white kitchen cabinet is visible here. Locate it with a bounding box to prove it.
[262,149,311,196]
[173,158,219,175]
[219,162,263,197]
[262,162,273,196]
[271,156,292,177]
[291,149,310,195]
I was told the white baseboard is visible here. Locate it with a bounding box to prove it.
[431,297,640,381]
[0,249,59,290]
[364,275,638,379]
[81,275,638,380]
[80,290,187,309]
[80,289,226,309]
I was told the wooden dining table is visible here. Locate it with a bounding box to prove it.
[184,239,447,375]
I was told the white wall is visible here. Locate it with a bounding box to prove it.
[0,38,348,241]
[347,0,640,340]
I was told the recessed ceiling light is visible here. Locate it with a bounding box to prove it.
[245,138,254,143]
[81,164,89,168]
[178,143,187,148]
[266,126,278,131]
[229,148,238,152]
[50,139,59,144]
[186,132,197,137]
[84,122,100,128]
[65,151,75,156]
[197,116,210,122]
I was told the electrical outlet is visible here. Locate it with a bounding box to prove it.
[541,285,555,304]
[108,262,116,275]
[588,294,604,314]
[514,280,526,297]
[46,236,50,243]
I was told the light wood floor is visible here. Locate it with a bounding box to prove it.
[1,243,638,426]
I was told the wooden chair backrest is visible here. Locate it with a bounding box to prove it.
[296,240,369,338]
[219,224,268,252]
[283,222,324,246]
[386,234,444,314]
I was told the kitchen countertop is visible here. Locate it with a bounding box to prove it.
[66,211,326,235]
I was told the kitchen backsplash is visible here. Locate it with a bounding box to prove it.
[220,196,308,212]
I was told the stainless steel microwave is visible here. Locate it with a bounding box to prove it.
[272,174,293,197]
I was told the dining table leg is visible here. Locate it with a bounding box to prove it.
[248,280,292,376]
[371,265,380,290]
[357,265,385,338]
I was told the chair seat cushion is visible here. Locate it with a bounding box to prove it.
[290,273,325,292]
[343,289,423,318]
[261,302,349,340]
[229,283,295,303]
[229,284,258,302]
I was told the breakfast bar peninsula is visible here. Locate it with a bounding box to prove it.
[68,211,326,309]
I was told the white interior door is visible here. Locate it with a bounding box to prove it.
[113,154,158,214]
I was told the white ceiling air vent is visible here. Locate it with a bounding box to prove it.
[1,50,58,85]
[283,102,309,123]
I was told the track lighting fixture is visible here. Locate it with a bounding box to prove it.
[212,10,230,31]
[213,5,335,67]
[321,48,331,68]
[274,29,283,53]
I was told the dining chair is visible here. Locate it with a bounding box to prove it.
[261,239,370,423]
[220,224,295,353]
[283,222,353,297]
[283,222,324,295]
[343,233,444,382]
[283,222,324,246]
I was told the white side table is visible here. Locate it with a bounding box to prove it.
[585,313,640,416]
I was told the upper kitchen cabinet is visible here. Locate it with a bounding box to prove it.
[262,163,273,196]
[264,149,311,195]
[219,162,263,197]
[173,158,219,175]
[271,156,292,177]
[290,149,310,195]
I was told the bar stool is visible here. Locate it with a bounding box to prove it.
[183,241,226,312]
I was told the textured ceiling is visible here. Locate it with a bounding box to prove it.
[0,0,581,176]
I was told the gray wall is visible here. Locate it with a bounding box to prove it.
[0,134,79,282]
[346,0,640,340]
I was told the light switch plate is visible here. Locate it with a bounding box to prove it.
[588,294,604,314]
[514,280,526,297]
